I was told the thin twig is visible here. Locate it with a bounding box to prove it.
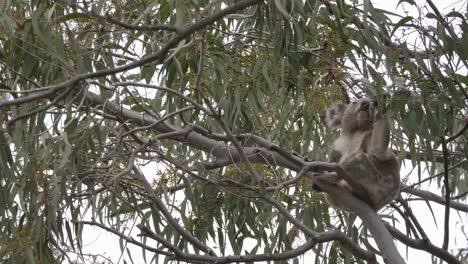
[403,160,466,189]
[396,196,428,241]
[447,122,468,143]
[132,166,217,256]
[401,184,468,213]
[77,220,171,256]
[121,106,195,138]
[389,203,420,239]
[114,82,211,115]
[6,84,77,127]
[61,0,180,32]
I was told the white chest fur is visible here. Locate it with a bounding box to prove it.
[333,132,368,162]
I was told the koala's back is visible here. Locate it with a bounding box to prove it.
[340,152,400,210]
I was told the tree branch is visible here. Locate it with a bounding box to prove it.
[403,160,466,189]
[6,84,76,127]
[440,136,451,250]
[447,122,468,143]
[395,196,428,241]
[401,184,468,213]
[132,166,217,256]
[385,223,461,264]
[77,220,172,256]
[315,180,406,264]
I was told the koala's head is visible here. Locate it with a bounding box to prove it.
[326,98,376,133]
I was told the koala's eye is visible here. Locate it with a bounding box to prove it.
[330,109,335,115]
[351,102,357,105]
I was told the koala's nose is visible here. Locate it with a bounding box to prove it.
[359,100,370,111]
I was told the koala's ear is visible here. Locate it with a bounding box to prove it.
[326,102,346,129]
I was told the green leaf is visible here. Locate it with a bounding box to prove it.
[446,11,464,19]
[426,13,438,20]
[274,0,294,20]
[397,0,416,6]
[262,60,274,91]
[391,16,413,37]
[65,221,75,251]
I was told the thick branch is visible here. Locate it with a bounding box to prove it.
[315,180,406,264]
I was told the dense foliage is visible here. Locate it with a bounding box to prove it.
[0,0,466,263]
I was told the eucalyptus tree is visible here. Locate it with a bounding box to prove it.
[0,0,466,263]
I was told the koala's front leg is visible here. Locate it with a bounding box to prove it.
[368,111,391,158]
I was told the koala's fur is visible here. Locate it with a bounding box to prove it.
[320,98,400,211]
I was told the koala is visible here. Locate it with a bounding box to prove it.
[313,98,400,211]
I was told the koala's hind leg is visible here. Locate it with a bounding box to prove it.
[341,153,381,182]
[368,115,391,158]
[312,172,341,184]
[306,161,370,199]
[310,172,339,191]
